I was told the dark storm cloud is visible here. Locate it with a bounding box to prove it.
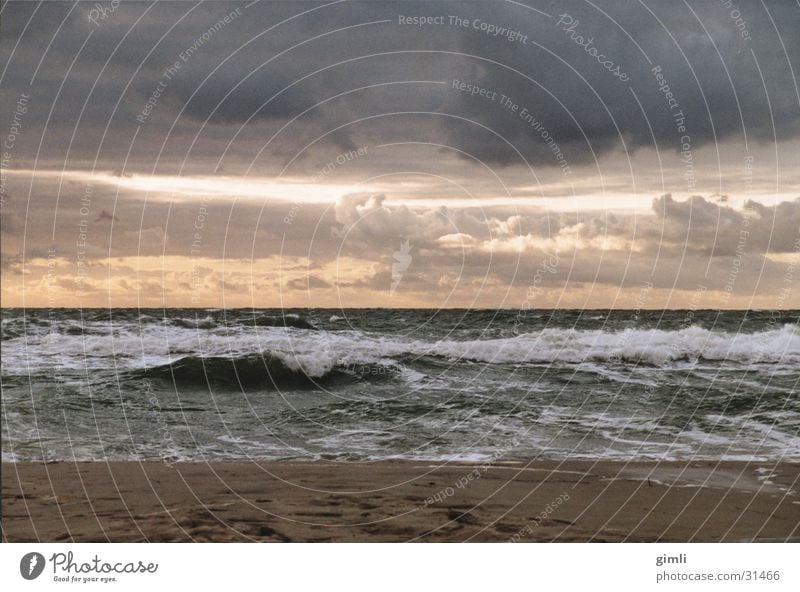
[2,1,798,172]
[450,0,800,162]
[174,70,300,125]
[2,1,798,308]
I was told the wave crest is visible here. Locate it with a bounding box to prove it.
[427,324,799,365]
[142,353,400,389]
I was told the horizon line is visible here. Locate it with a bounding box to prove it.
[2,306,798,312]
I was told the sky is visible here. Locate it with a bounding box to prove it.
[1,0,798,309]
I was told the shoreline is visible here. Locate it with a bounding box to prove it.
[3,460,798,542]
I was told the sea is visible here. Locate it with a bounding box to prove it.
[1,308,798,462]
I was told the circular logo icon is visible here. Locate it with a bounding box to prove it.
[20,552,46,580]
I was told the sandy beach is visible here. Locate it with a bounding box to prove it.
[3,460,798,542]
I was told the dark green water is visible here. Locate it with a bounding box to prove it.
[2,308,798,461]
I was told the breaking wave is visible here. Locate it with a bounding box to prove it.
[427,324,800,366]
[250,314,317,330]
[2,322,797,376]
[140,353,402,389]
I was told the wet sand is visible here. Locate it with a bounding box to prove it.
[2,460,798,542]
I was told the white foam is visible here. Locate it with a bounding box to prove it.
[3,323,799,375]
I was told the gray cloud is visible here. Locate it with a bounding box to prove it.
[2,1,798,173]
[2,1,798,307]
[651,194,800,255]
[288,275,333,290]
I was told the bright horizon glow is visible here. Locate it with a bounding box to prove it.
[4,168,792,212]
